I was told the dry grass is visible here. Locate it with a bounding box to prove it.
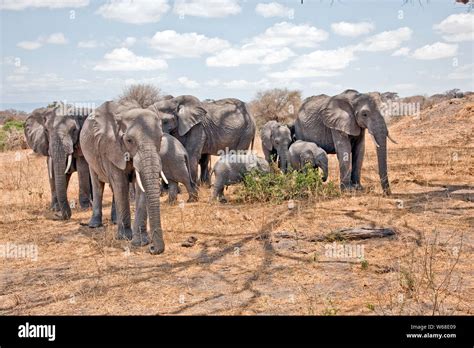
[0,96,472,315]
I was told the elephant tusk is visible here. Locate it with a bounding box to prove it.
[48,157,53,179]
[387,133,398,144]
[135,170,145,193]
[160,171,169,185]
[369,133,380,148]
[276,155,280,163]
[64,154,72,174]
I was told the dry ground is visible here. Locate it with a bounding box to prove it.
[0,97,473,315]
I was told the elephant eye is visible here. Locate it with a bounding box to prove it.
[361,111,369,117]
[126,137,133,144]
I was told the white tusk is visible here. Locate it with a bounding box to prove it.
[64,154,72,174]
[160,171,169,185]
[135,170,145,193]
[276,155,280,163]
[48,157,53,179]
[387,133,398,144]
[369,133,380,148]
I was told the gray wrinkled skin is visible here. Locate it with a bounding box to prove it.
[260,120,292,173]
[211,154,270,203]
[289,140,329,181]
[295,89,391,194]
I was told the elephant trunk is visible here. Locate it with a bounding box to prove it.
[278,147,290,173]
[318,156,329,182]
[137,149,164,254]
[372,131,390,195]
[51,136,72,219]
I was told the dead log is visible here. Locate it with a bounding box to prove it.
[311,227,396,242]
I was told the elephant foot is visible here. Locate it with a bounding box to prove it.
[88,216,103,228]
[187,195,198,203]
[117,227,133,240]
[110,210,117,225]
[168,197,177,205]
[80,200,92,209]
[352,183,364,191]
[50,202,60,212]
[218,197,228,204]
[132,232,150,247]
[149,231,165,255]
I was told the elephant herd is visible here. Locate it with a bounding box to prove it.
[24,89,394,254]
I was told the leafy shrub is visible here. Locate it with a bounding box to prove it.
[3,119,25,132]
[236,164,339,203]
[0,120,27,151]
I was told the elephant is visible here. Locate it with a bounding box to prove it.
[160,133,198,204]
[295,90,396,194]
[260,120,292,172]
[148,96,256,185]
[80,100,167,254]
[289,140,329,181]
[24,105,92,219]
[211,154,270,203]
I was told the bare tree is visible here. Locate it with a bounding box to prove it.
[249,88,301,129]
[119,84,162,108]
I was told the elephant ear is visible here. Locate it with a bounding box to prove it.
[24,108,53,156]
[261,125,273,151]
[174,95,205,136]
[321,95,361,136]
[93,101,127,170]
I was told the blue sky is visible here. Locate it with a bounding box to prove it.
[1,0,473,111]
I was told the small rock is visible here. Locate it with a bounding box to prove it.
[182,236,197,248]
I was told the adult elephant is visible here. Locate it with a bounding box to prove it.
[260,120,292,172]
[80,101,167,254]
[295,90,396,195]
[148,96,256,184]
[24,105,92,219]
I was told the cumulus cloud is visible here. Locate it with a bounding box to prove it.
[331,21,375,37]
[268,47,356,79]
[356,27,412,52]
[433,13,474,42]
[96,0,170,24]
[178,76,200,89]
[411,42,458,60]
[392,47,410,56]
[93,48,168,71]
[447,63,474,80]
[206,45,294,67]
[77,40,99,49]
[149,30,230,57]
[17,32,68,50]
[173,0,240,18]
[255,2,293,18]
[0,0,89,10]
[250,22,328,48]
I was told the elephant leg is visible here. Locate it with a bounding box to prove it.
[331,129,352,191]
[76,156,92,209]
[168,181,179,205]
[110,197,117,224]
[212,176,227,203]
[262,147,272,164]
[88,170,104,228]
[184,178,198,203]
[132,181,149,247]
[110,175,133,240]
[199,154,211,186]
[47,157,59,211]
[351,135,365,190]
[129,182,136,202]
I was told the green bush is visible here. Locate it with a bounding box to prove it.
[236,163,339,203]
[3,119,25,132]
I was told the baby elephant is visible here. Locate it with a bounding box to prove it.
[160,133,198,204]
[212,153,270,203]
[289,140,329,181]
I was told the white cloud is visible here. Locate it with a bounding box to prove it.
[331,21,375,37]
[448,64,474,80]
[269,47,356,79]
[205,79,221,87]
[392,47,410,56]
[310,81,342,89]
[392,83,416,90]
[0,0,89,10]
[93,48,168,71]
[206,45,294,67]
[222,79,270,89]
[433,13,474,42]
[173,0,240,18]
[77,40,99,48]
[122,37,137,47]
[44,32,68,44]
[149,30,230,57]
[17,32,68,50]
[251,22,328,48]
[411,42,458,60]
[255,2,293,18]
[356,27,412,52]
[96,0,170,24]
[178,76,200,89]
